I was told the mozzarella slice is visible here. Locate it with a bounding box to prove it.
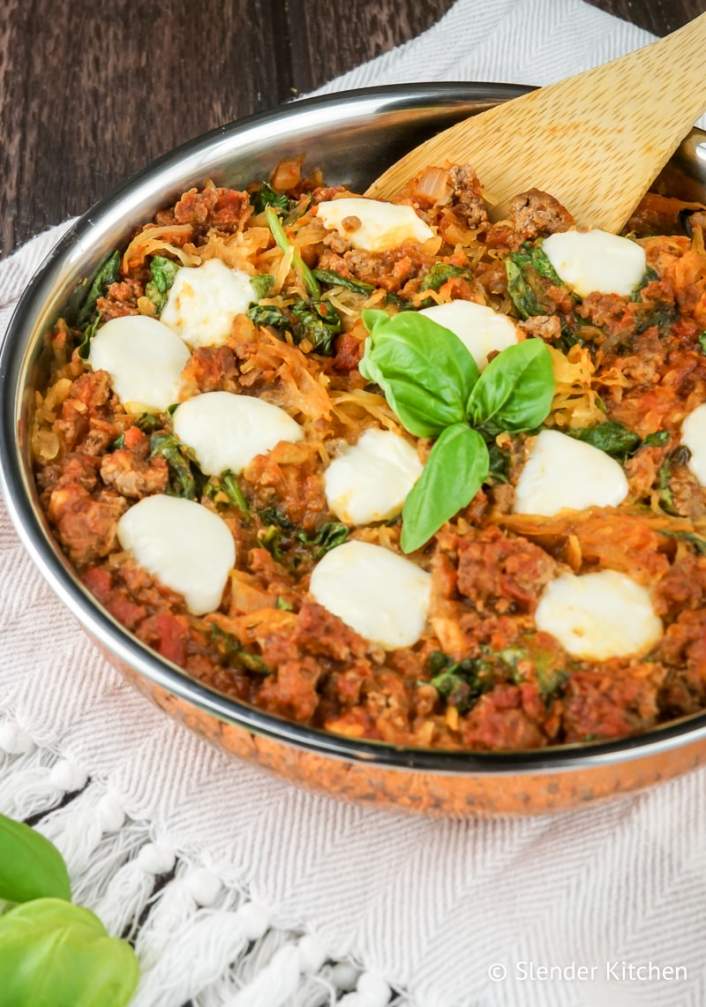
[681,403,706,486]
[89,316,189,412]
[535,570,662,660]
[419,300,518,370]
[310,541,431,649]
[542,229,646,297]
[324,429,422,526]
[513,429,628,516]
[317,197,434,252]
[161,259,255,347]
[117,495,235,616]
[173,390,303,475]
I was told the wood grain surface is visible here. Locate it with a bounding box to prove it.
[0,0,704,256]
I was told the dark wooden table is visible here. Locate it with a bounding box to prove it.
[0,0,703,257]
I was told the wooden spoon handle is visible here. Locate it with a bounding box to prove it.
[367,13,706,232]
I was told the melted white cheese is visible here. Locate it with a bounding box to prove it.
[309,541,431,649]
[161,259,255,347]
[542,229,646,297]
[535,570,662,660]
[317,197,434,252]
[88,316,190,413]
[173,391,303,475]
[117,495,235,616]
[419,299,518,370]
[513,429,629,517]
[324,428,422,526]
[681,403,706,487]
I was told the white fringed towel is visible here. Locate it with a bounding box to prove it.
[2,2,705,1005]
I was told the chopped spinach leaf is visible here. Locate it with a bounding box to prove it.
[312,268,375,295]
[247,303,290,329]
[145,255,179,314]
[660,529,706,554]
[699,331,706,354]
[505,242,566,320]
[385,292,416,311]
[251,273,275,299]
[265,205,320,299]
[569,421,640,459]
[536,666,569,704]
[425,652,493,714]
[291,299,341,354]
[251,182,291,214]
[419,263,468,292]
[635,301,677,335]
[75,250,121,359]
[134,413,163,434]
[257,510,347,565]
[76,250,121,329]
[630,266,659,302]
[77,314,101,360]
[209,624,269,674]
[206,471,250,514]
[259,506,294,530]
[150,432,201,499]
[221,470,250,513]
[296,521,349,558]
[656,446,690,515]
[248,294,341,356]
[643,430,670,448]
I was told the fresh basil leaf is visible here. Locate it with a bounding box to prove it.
[401,424,488,553]
[699,331,706,355]
[0,898,139,1007]
[468,339,554,432]
[0,815,70,904]
[569,420,640,458]
[75,251,121,329]
[250,273,275,299]
[361,309,480,437]
[145,255,179,314]
[312,269,374,295]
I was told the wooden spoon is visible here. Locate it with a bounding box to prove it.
[367,13,706,232]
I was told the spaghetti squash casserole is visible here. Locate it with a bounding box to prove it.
[31,159,706,751]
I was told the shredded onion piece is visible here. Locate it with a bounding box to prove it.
[413,166,451,206]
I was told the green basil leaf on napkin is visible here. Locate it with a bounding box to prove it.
[0,814,70,904]
[401,424,489,553]
[0,899,139,1007]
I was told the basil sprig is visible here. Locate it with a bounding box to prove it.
[360,309,480,437]
[361,309,555,552]
[0,813,139,1006]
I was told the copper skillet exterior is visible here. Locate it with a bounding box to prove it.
[3,83,706,817]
